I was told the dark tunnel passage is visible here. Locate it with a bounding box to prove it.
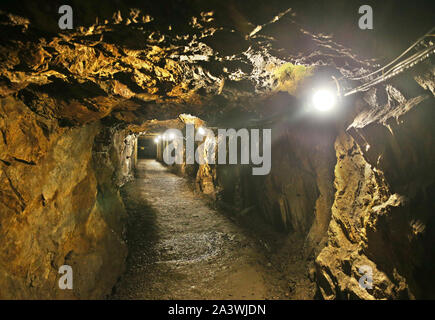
[137,136,157,159]
[0,0,434,302]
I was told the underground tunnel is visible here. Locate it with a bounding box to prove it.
[137,135,157,159]
[0,0,434,303]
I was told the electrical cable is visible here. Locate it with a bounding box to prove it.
[346,26,435,81]
[344,43,435,96]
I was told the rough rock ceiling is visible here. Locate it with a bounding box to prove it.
[0,4,374,128]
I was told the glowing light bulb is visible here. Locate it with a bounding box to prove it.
[197,127,205,135]
[312,89,336,112]
[154,136,160,143]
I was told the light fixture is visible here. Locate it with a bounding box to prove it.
[312,89,337,112]
[197,127,205,135]
[154,136,160,144]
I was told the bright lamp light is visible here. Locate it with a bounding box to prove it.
[197,127,205,135]
[312,89,337,112]
[154,136,160,143]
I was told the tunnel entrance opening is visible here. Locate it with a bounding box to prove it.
[137,136,157,159]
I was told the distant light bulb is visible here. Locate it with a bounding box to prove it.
[154,136,160,143]
[312,89,336,112]
[198,127,205,135]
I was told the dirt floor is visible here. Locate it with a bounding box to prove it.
[110,159,315,300]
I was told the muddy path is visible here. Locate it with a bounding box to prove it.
[111,159,315,299]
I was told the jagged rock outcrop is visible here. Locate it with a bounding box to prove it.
[316,63,435,299]
[0,96,129,298]
[0,6,372,127]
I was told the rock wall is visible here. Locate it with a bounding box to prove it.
[0,96,129,299]
[251,121,336,248]
[316,72,435,299]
